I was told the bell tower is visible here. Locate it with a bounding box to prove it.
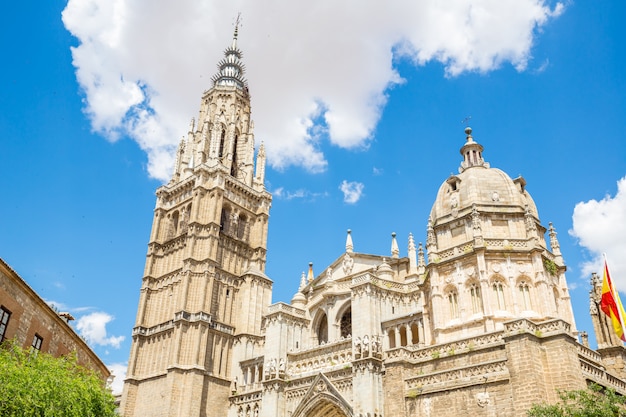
[121,26,273,417]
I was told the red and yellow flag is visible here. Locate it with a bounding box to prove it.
[600,258,626,342]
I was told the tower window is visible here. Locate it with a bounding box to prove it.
[237,215,247,240]
[231,134,239,177]
[171,211,179,237]
[470,283,483,314]
[493,281,506,310]
[220,209,228,231]
[447,290,459,319]
[519,281,532,310]
[218,128,226,158]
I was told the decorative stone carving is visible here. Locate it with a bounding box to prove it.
[476,392,490,407]
[342,253,354,275]
[354,337,362,357]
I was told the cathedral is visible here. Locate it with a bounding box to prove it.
[120,28,626,417]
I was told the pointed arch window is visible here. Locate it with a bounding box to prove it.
[340,307,352,338]
[218,128,226,158]
[231,134,239,177]
[237,214,247,240]
[317,314,328,345]
[447,289,459,319]
[220,208,228,232]
[492,280,506,310]
[519,281,532,310]
[470,283,483,314]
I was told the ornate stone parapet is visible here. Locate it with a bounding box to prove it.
[405,359,509,395]
[386,331,504,364]
[503,317,571,338]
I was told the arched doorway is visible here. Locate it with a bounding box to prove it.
[292,393,352,417]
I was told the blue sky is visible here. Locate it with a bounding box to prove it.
[1,0,625,394]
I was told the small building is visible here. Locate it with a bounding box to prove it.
[0,257,110,380]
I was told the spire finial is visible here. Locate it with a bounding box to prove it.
[391,232,399,259]
[462,116,472,141]
[299,271,306,290]
[232,13,242,48]
[307,262,314,283]
[346,229,354,253]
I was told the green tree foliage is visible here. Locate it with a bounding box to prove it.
[527,384,626,417]
[0,339,116,417]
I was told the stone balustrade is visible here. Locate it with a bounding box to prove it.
[266,302,306,318]
[579,359,626,394]
[287,338,353,376]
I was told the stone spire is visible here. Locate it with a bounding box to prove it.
[548,222,563,264]
[391,232,399,258]
[407,233,418,277]
[417,242,426,275]
[254,141,267,189]
[426,217,436,251]
[211,21,248,91]
[346,229,354,253]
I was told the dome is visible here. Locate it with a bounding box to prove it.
[429,128,539,225]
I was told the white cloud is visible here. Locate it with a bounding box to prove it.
[570,176,626,292]
[271,187,327,201]
[76,312,125,348]
[107,362,128,395]
[62,0,564,181]
[340,180,365,204]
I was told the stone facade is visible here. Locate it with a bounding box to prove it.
[0,257,110,379]
[121,30,626,417]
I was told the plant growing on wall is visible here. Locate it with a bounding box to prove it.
[544,259,558,277]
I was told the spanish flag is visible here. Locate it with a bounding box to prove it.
[600,257,626,342]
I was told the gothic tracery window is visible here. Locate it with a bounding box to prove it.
[447,289,459,319]
[218,128,226,158]
[317,313,328,344]
[231,134,239,177]
[493,280,506,310]
[519,281,532,310]
[470,283,483,314]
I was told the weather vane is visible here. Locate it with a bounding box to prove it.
[461,116,472,126]
[234,12,243,30]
